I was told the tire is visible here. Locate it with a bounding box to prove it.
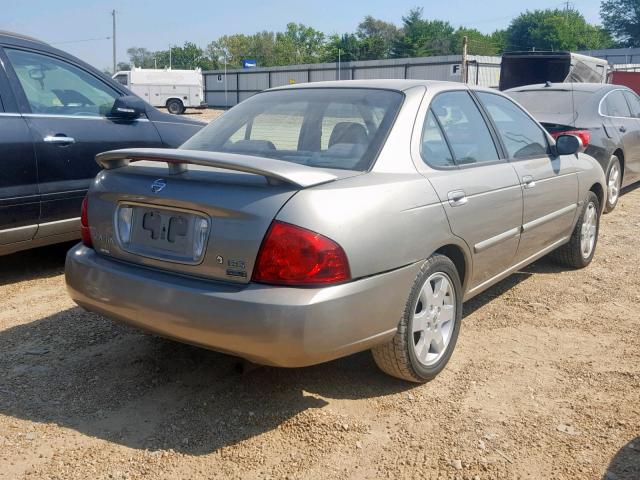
[551,191,600,268]
[166,99,184,115]
[604,155,622,213]
[372,254,463,383]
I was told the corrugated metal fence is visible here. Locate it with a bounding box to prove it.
[203,55,501,107]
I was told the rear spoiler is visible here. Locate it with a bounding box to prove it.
[95,148,338,188]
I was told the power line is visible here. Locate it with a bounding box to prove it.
[51,36,111,45]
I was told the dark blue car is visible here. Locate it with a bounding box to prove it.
[0,31,205,255]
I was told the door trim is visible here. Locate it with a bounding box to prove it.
[464,235,570,301]
[474,227,521,253]
[0,224,38,244]
[34,217,81,239]
[522,204,577,232]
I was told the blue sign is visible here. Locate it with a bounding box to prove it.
[242,59,257,69]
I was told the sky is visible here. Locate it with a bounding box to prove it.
[2,0,604,71]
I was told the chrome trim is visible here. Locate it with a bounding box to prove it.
[21,113,149,122]
[465,235,570,300]
[0,112,21,117]
[44,135,75,144]
[521,204,577,232]
[474,227,521,254]
[598,88,638,119]
[34,217,81,239]
[0,224,38,245]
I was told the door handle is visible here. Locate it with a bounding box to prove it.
[522,175,536,189]
[619,126,627,133]
[44,135,75,145]
[447,190,468,207]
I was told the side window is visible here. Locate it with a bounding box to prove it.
[114,74,129,86]
[623,91,640,118]
[431,91,500,165]
[420,109,455,167]
[6,48,119,117]
[604,90,632,118]
[477,92,549,159]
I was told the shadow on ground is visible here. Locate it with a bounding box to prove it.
[603,437,640,480]
[0,243,570,455]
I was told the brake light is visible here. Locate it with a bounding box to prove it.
[252,221,351,286]
[551,129,591,147]
[80,195,92,247]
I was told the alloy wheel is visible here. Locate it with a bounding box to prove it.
[608,162,621,206]
[411,272,456,366]
[580,201,597,259]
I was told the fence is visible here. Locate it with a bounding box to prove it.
[203,55,501,107]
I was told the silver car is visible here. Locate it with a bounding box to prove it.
[66,80,605,382]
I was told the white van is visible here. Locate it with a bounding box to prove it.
[113,68,207,114]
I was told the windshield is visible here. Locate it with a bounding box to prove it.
[181,88,404,171]
[507,90,592,116]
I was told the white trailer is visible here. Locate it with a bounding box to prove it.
[113,68,207,114]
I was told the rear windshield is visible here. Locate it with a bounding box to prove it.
[181,88,404,171]
[507,90,592,115]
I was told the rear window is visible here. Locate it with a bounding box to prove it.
[507,90,592,115]
[181,88,404,171]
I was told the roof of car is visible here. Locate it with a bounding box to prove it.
[0,30,48,46]
[506,82,618,94]
[268,79,462,92]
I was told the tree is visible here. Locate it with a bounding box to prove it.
[154,42,217,70]
[452,28,500,55]
[601,0,640,47]
[392,8,455,57]
[322,33,362,63]
[126,47,155,68]
[274,23,326,64]
[356,16,399,60]
[506,8,613,52]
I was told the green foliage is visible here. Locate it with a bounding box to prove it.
[123,7,614,71]
[506,9,613,52]
[392,8,455,57]
[601,0,640,47]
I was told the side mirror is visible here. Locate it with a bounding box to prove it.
[110,95,146,120]
[554,134,582,156]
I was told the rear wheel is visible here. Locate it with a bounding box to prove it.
[166,98,184,115]
[551,191,600,268]
[372,255,462,383]
[604,155,621,213]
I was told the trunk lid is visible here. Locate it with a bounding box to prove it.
[87,148,355,283]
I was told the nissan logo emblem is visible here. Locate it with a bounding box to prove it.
[151,178,166,193]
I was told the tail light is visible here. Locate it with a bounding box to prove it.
[252,221,351,286]
[551,129,591,147]
[80,195,92,247]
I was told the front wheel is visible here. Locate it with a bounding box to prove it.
[604,156,622,213]
[551,191,600,268]
[166,99,184,115]
[372,254,463,383]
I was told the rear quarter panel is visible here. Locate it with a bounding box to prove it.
[276,172,463,282]
[574,152,607,213]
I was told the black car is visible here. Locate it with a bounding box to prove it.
[506,82,640,212]
[0,31,205,255]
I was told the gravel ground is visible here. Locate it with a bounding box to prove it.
[0,181,638,479]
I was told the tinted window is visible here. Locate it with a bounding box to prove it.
[420,109,455,167]
[604,90,631,117]
[182,88,403,171]
[6,49,119,117]
[477,92,549,159]
[430,91,499,165]
[623,91,640,118]
[114,74,128,86]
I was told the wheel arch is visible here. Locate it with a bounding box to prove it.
[433,243,470,294]
[589,182,605,211]
[612,148,625,182]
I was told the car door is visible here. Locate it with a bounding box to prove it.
[621,90,640,184]
[417,90,523,292]
[475,91,578,262]
[601,89,640,182]
[0,54,39,245]
[2,47,163,231]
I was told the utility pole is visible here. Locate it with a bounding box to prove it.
[337,48,341,80]
[111,9,116,74]
[460,36,468,84]
[169,44,172,69]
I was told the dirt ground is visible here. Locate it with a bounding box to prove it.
[0,181,638,479]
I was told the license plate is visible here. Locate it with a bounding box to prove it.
[120,205,210,263]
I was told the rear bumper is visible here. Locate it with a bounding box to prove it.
[65,245,419,367]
